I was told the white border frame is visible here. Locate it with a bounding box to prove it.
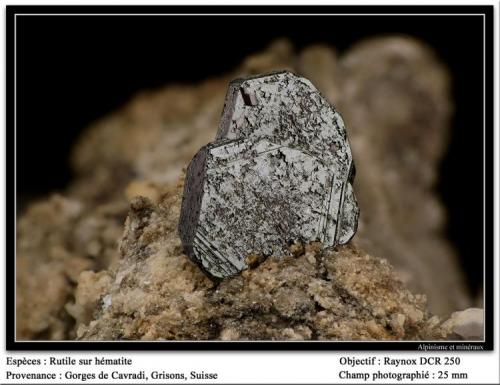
[8,8,492,346]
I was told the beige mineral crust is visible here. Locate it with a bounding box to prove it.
[16,37,473,341]
[74,181,438,341]
[16,195,127,339]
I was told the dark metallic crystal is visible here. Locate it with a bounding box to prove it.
[179,71,359,279]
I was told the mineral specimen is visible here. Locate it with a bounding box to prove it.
[179,71,359,279]
[17,39,471,341]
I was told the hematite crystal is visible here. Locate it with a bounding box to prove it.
[179,71,359,279]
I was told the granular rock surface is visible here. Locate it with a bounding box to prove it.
[16,37,474,340]
[75,181,438,341]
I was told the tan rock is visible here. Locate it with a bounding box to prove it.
[75,180,439,341]
[16,37,470,340]
[441,308,484,340]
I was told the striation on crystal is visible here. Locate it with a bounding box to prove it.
[179,71,359,279]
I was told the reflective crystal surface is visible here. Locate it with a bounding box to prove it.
[179,71,359,279]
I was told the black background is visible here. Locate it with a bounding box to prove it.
[16,12,485,295]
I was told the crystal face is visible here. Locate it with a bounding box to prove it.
[179,71,359,279]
